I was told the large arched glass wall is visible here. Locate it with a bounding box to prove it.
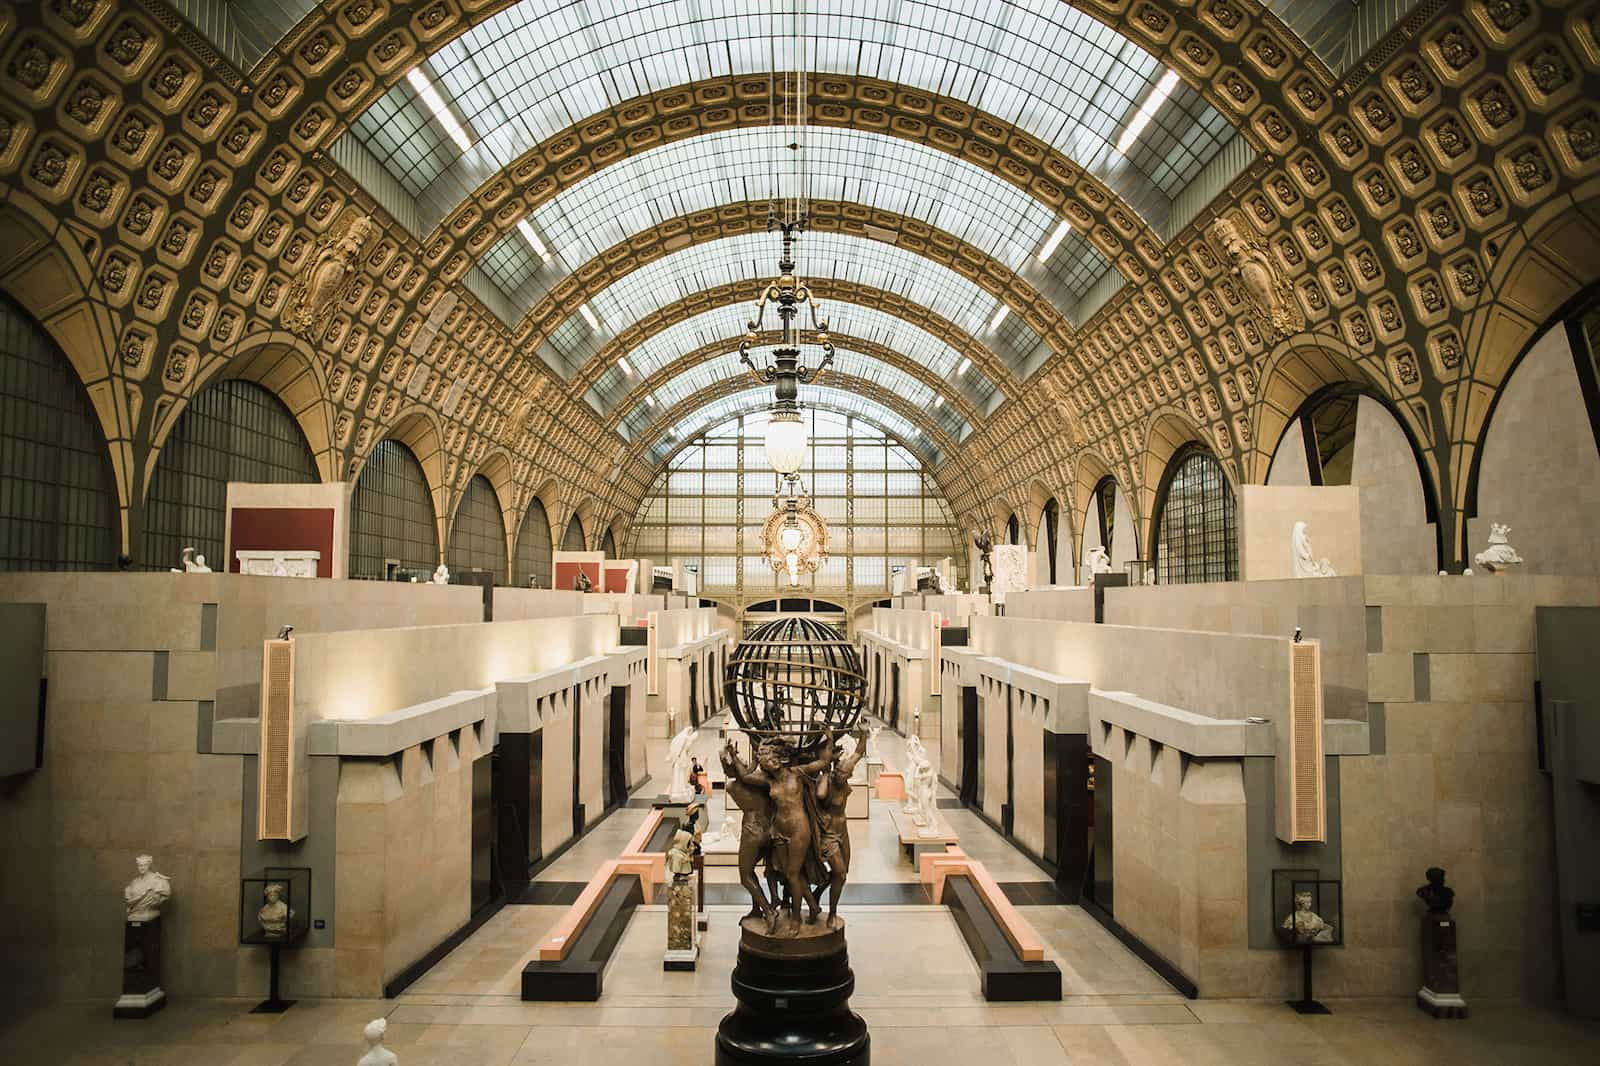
[1152,445,1238,585]
[141,379,317,571]
[447,475,508,581]
[513,497,554,587]
[561,514,586,552]
[602,528,617,558]
[1038,498,1060,584]
[628,410,961,599]
[0,293,117,571]
[349,440,439,579]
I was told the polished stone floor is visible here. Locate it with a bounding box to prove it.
[5,718,1598,1064]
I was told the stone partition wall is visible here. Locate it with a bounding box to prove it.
[0,573,483,1006]
[1004,588,1095,622]
[492,587,588,620]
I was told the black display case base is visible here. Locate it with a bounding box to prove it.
[251,998,296,1014]
[715,918,869,1065]
[113,989,165,1019]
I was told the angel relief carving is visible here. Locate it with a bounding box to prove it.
[1208,215,1303,341]
[284,213,378,338]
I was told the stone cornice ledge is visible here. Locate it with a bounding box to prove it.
[1088,690,1369,759]
[307,688,495,758]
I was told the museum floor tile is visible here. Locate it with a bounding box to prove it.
[5,718,1598,1063]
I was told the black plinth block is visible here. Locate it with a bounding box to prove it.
[716,934,869,1064]
[114,919,165,1019]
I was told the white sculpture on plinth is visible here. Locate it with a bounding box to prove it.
[172,546,212,573]
[258,882,292,938]
[431,563,450,585]
[1291,522,1337,578]
[901,735,929,816]
[358,1018,398,1066]
[123,854,171,922]
[1473,523,1523,574]
[1082,546,1111,584]
[911,758,939,836]
[666,726,697,802]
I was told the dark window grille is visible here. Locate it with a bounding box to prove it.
[513,497,553,588]
[447,474,506,582]
[602,527,617,557]
[1042,498,1059,583]
[1154,447,1238,585]
[0,294,117,571]
[561,513,585,551]
[141,379,317,571]
[349,440,438,579]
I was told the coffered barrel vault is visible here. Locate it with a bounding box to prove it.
[0,0,1596,576]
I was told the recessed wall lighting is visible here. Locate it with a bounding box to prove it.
[579,304,601,331]
[406,66,472,152]
[1117,69,1180,155]
[516,219,551,262]
[1037,218,1073,264]
[988,304,1009,331]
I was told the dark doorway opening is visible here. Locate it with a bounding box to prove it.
[606,685,628,810]
[688,661,700,726]
[960,686,979,808]
[571,684,584,837]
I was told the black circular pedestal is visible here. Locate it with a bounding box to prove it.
[716,918,870,1065]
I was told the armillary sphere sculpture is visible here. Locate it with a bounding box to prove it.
[716,615,871,1065]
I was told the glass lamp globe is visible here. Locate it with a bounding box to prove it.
[779,524,805,552]
[765,412,808,475]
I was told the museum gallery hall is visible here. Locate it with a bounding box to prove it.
[1,0,1599,1063]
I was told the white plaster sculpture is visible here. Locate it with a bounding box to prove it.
[258,882,292,938]
[912,758,940,836]
[1473,523,1524,574]
[865,723,883,760]
[431,563,450,585]
[704,809,741,846]
[123,854,171,923]
[1282,889,1337,944]
[1082,546,1111,584]
[666,726,697,803]
[901,736,929,815]
[666,828,696,880]
[357,1018,398,1066]
[1291,522,1337,578]
[173,546,212,573]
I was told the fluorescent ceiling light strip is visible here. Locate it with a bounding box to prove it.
[933,395,944,409]
[1116,69,1181,155]
[1037,218,1073,264]
[646,394,656,407]
[406,67,472,152]
[956,358,971,377]
[516,219,550,262]
[579,304,601,331]
[618,355,634,376]
[987,304,1009,331]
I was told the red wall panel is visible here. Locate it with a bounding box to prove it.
[229,507,335,578]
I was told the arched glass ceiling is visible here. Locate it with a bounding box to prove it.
[617,348,971,443]
[644,385,943,467]
[584,303,1002,415]
[540,231,1046,378]
[479,126,1110,317]
[345,0,1238,235]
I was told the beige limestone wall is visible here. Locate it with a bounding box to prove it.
[492,587,587,620]
[1349,396,1437,575]
[1468,324,1600,576]
[1238,485,1362,581]
[333,724,477,996]
[0,573,482,1006]
[1004,587,1095,622]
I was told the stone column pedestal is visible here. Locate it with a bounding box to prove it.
[664,874,699,971]
[1418,913,1468,1018]
[114,918,165,1019]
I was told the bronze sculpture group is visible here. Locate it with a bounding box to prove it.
[720,725,869,933]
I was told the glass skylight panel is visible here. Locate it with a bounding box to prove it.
[341,0,1241,238]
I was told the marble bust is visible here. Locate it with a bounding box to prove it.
[358,1017,398,1066]
[1291,521,1336,578]
[1282,889,1337,944]
[123,854,171,923]
[431,563,450,585]
[258,882,292,938]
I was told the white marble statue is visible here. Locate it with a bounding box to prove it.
[1082,546,1111,584]
[1291,521,1337,578]
[431,563,450,585]
[704,809,741,846]
[258,882,292,938]
[123,854,171,923]
[901,735,929,815]
[1473,523,1523,574]
[911,757,939,835]
[172,546,212,573]
[357,1017,398,1066]
[666,725,697,803]
[666,828,696,880]
[865,723,883,760]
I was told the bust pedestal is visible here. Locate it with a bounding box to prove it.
[715,917,869,1064]
[114,918,165,1018]
[664,874,700,971]
[1417,913,1468,1018]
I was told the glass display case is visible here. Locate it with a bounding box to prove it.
[240,867,311,946]
[1273,870,1343,947]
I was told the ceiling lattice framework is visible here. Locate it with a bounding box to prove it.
[0,0,1595,572]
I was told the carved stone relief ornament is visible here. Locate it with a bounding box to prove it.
[1208,215,1304,341]
[283,212,377,338]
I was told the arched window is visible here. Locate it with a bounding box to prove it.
[513,497,553,588]
[1038,498,1060,584]
[1153,445,1238,585]
[1093,477,1117,550]
[349,440,438,579]
[1005,513,1020,545]
[142,379,317,570]
[561,513,585,551]
[602,527,618,557]
[447,475,506,581]
[0,293,117,570]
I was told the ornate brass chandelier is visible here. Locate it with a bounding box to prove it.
[759,479,829,586]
